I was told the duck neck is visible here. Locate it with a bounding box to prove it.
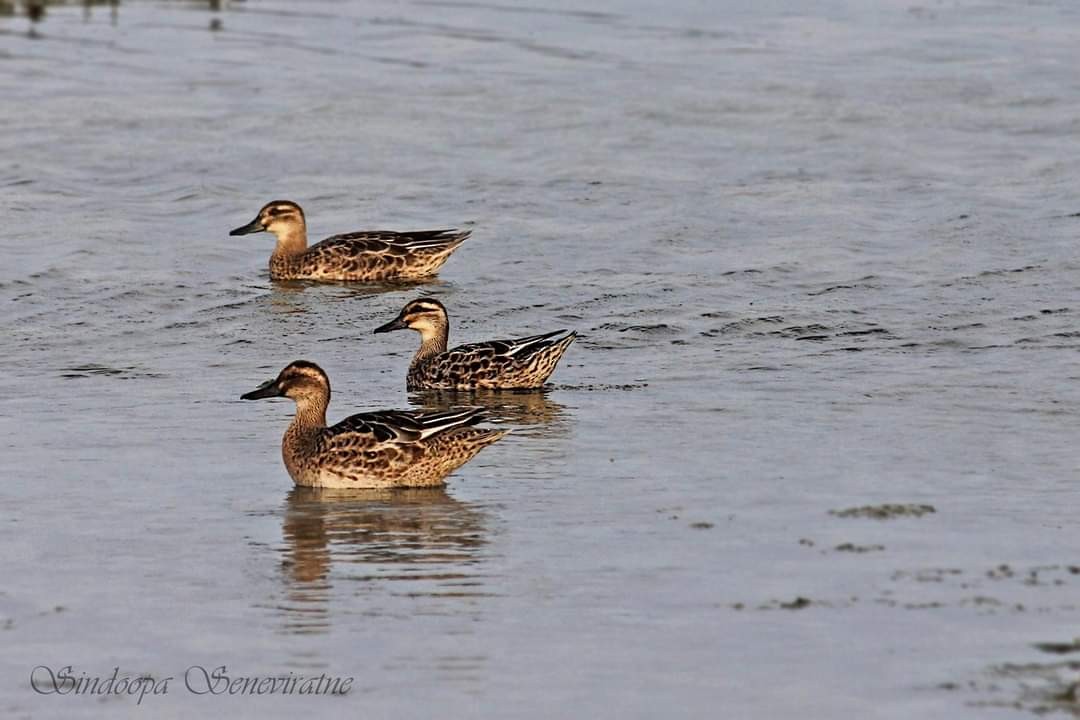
[413,321,449,366]
[281,393,330,479]
[270,224,309,260]
[289,395,328,432]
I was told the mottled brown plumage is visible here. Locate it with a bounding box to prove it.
[241,361,506,488]
[374,298,577,390]
[230,200,469,282]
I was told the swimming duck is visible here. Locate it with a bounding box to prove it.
[374,298,577,390]
[229,200,470,282]
[241,361,506,488]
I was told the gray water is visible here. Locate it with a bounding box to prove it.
[3,0,1080,717]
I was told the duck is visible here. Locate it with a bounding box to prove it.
[374,298,577,390]
[241,360,506,488]
[229,200,470,282]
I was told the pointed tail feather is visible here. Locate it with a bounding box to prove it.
[401,229,471,251]
[506,329,577,358]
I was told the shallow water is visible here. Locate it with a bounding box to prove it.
[3,0,1080,717]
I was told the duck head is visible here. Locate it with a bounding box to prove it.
[241,360,330,404]
[374,298,449,341]
[230,200,306,241]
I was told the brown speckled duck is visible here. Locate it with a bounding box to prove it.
[374,298,576,390]
[241,361,506,488]
[229,200,469,282]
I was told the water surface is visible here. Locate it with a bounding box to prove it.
[2,0,1080,717]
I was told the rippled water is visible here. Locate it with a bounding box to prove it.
[3,0,1080,717]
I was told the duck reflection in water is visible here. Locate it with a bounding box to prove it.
[277,486,489,634]
[266,279,447,317]
[410,389,569,430]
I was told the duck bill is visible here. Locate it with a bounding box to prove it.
[373,317,408,334]
[229,217,265,236]
[240,379,281,400]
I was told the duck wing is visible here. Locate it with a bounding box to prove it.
[324,406,488,446]
[310,229,470,259]
[450,330,577,362]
